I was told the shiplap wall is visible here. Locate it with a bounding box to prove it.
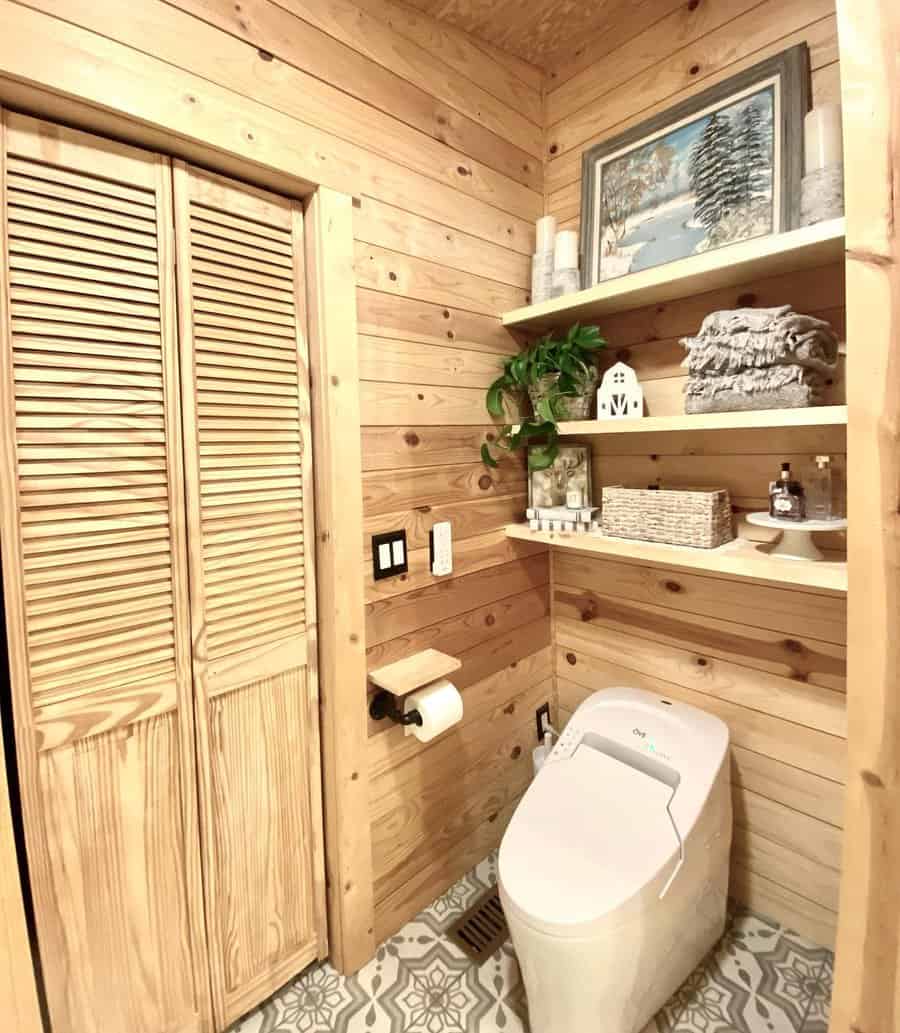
[0,0,552,948]
[543,0,847,944]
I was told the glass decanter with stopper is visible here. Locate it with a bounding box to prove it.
[769,461,806,521]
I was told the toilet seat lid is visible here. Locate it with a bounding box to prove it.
[499,745,679,933]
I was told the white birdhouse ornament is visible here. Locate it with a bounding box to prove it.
[597,361,644,418]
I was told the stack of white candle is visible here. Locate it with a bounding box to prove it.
[801,104,844,226]
[530,216,581,304]
[531,216,556,304]
[551,229,580,298]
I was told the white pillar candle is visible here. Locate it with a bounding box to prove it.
[535,215,557,252]
[804,104,843,173]
[531,250,554,304]
[554,229,579,271]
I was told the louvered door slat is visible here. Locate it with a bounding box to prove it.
[8,187,157,224]
[190,210,295,250]
[7,171,157,217]
[10,251,161,289]
[174,162,326,1028]
[192,267,296,301]
[13,269,159,302]
[0,111,211,1033]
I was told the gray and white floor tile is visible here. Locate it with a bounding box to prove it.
[801,952,833,1033]
[664,911,832,1033]
[232,857,833,1033]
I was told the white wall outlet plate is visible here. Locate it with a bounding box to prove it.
[430,521,452,576]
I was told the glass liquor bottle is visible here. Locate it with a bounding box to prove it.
[769,462,806,521]
[807,455,833,521]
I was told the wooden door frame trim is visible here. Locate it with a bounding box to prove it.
[0,79,375,983]
[304,188,376,974]
[831,0,900,1029]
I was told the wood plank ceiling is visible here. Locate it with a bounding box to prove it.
[397,0,639,67]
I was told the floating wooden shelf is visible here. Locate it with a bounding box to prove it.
[503,219,846,331]
[368,649,462,696]
[548,405,848,437]
[505,523,847,594]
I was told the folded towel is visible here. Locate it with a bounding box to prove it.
[697,305,793,335]
[697,306,838,336]
[682,327,839,375]
[684,365,826,413]
[681,306,840,375]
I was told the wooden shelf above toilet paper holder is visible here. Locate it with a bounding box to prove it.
[368,649,462,727]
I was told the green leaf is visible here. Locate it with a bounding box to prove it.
[509,355,525,384]
[527,442,559,470]
[486,381,505,417]
[480,442,499,467]
[558,354,578,377]
[518,419,554,439]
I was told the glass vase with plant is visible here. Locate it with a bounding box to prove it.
[482,323,606,470]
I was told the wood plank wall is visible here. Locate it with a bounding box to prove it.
[543,0,848,945]
[0,0,552,951]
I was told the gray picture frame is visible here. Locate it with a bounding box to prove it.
[579,44,810,287]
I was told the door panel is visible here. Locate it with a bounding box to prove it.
[0,111,211,1033]
[173,162,326,1028]
[208,669,320,1017]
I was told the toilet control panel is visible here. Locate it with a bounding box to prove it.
[548,723,582,763]
[548,726,681,791]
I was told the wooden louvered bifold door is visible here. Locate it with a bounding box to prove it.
[173,163,327,1028]
[0,112,211,1033]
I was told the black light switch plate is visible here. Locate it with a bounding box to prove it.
[372,530,408,581]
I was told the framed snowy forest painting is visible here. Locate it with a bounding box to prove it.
[579,46,809,286]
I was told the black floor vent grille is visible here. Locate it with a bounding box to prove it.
[446,887,509,963]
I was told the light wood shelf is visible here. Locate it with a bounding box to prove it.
[368,649,462,696]
[506,523,847,594]
[503,218,846,331]
[549,405,848,437]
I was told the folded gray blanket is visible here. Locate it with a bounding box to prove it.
[684,365,826,413]
[681,306,840,375]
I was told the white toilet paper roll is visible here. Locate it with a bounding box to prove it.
[403,678,464,742]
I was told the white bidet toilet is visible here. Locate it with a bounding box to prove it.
[499,687,732,1033]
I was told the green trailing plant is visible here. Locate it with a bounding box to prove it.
[481,323,606,470]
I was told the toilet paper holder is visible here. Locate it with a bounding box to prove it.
[367,648,462,730]
[369,691,424,727]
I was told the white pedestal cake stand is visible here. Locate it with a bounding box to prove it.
[746,512,848,561]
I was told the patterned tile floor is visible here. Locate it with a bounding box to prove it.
[232,852,833,1033]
